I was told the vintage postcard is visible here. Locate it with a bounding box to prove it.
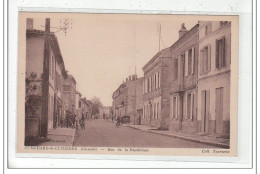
[17,12,239,157]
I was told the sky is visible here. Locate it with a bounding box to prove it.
[32,14,197,106]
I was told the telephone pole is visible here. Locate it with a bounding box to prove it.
[40,18,50,137]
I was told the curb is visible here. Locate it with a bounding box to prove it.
[123,124,230,149]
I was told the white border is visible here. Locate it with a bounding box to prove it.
[5,0,254,170]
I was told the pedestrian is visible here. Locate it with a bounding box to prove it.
[115,116,121,127]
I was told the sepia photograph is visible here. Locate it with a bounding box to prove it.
[17,13,239,156]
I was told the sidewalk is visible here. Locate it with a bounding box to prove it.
[122,124,230,148]
[40,127,76,146]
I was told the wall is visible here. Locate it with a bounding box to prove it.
[197,21,231,135]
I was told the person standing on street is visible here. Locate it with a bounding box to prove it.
[115,116,121,127]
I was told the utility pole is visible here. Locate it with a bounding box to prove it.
[40,18,50,137]
[158,23,161,52]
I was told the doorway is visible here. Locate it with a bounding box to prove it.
[215,87,224,134]
[201,90,210,132]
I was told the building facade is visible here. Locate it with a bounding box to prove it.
[197,21,231,137]
[168,24,199,134]
[26,23,68,137]
[112,75,144,124]
[142,48,173,129]
[62,74,77,115]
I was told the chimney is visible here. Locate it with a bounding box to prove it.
[129,76,131,81]
[26,18,33,29]
[178,23,188,38]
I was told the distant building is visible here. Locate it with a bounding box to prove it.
[168,23,199,133]
[99,106,111,119]
[75,91,82,118]
[81,98,92,119]
[197,21,231,137]
[26,22,68,138]
[142,48,172,129]
[112,75,144,124]
[62,74,77,114]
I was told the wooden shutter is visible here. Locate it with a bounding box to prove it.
[143,80,145,94]
[191,93,194,120]
[175,97,178,119]
[185,94,188,119]
[158,72,161,88]
[222,37,226,67]
[192,47,195,74]
[216,40,219,69]
[206,90,210,122]
[170,97,173,118]
[185,51,188,76]
[200,50,203,74]
[207,45,211,71]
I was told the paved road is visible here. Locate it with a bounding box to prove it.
[73,119,217,148]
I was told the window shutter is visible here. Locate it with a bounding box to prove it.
[143,80,145,94]
[192,47,195,74]
[185,51,188,76]
[185,94,188,119]
[216,40,219,69]
[223,37,226,67]
[170,97,173,118]
[200,50,203,74]
[154,73,156,90]
[176,97,178,119]
[206,90,210,120]
[190,93,193,120]
[208,45,211,71]
[158,72,161,88]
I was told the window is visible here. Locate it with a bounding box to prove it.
[173,58,178,80]
[200,45,211,74]
[216,37,226,69]
[186,93,194,120]
[79,101,81,108]
[205,24,212,36]
[172,96,178,119]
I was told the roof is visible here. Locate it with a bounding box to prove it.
[170,24,199,51]
[67,74,77,84]
[26,29,68,79]
[142,47,171,70]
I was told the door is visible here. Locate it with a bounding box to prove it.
[215,87,224,133]
[201,90,210,132]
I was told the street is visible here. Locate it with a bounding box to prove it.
[73,119,218,148]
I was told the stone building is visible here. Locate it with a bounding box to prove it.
[142,48,173,129]
[25,19,68,138]
[112,75,144,124]
[168,23,199,134]
[197,21,231,137]
[62,74,77,115]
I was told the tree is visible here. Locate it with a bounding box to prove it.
[91,96,103,116]
[25,72,42,118]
